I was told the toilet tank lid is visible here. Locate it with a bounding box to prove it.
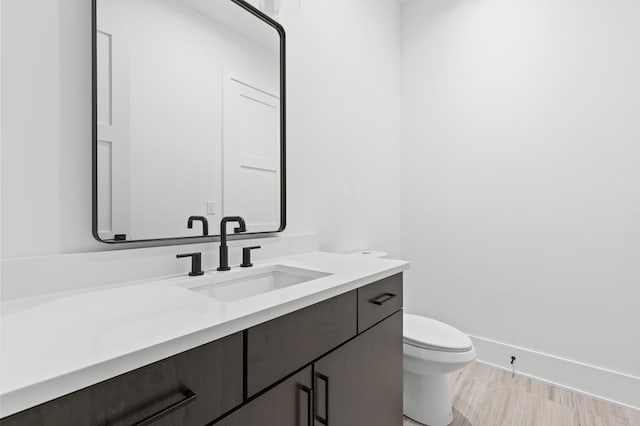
[403,314,473,352]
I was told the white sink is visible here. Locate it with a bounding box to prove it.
[177,265,331,302]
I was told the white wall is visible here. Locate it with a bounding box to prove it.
[281,0,403,256]
[0,0,402,258]
[401,0,640,394]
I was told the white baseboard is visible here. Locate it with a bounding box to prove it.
[469,335,640,411]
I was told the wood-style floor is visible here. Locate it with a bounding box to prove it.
[402,362,640,426]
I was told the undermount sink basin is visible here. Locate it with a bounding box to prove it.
[178,265,331,302]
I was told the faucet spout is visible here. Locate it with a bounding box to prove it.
[218,216,246,271]
[187,216,209,236]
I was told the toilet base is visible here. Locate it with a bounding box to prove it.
[403,371,453,426]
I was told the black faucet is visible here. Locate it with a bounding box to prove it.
[217,216,247,271]
[188,216,209,236]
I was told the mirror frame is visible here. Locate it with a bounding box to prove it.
[91,0,286,245]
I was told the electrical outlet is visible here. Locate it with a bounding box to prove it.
[207,201,216,215]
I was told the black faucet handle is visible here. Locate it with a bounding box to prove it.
[177,252,204,276]
[241,246,261,268]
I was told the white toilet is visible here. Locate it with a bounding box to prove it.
[403,313,477,426]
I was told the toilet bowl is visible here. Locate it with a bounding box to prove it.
[403,314,476,426]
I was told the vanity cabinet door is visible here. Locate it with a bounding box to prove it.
[0,333,243,426]
[215,366,313,426]
[314,311,403,426]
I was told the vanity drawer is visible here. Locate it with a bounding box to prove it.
[246,291,357,397]
[0,333,243,426]
[357,274,403,333]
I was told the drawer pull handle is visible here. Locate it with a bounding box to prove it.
[131,388,197,426]
[299,384,313,426]
[370,293,396,306]
[315,373,330,425]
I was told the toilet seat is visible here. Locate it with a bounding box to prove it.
[404,314,473,353]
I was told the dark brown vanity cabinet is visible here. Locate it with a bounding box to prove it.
[1,274,403,426]
[217,311,402,426]
[224,274,404,426]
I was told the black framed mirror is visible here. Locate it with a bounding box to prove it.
[92,0,286,244]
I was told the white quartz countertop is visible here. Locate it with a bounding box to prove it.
[0,251,409,418]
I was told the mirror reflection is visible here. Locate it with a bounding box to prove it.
[94,0,283,242]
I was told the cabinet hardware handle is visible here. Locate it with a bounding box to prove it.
[130,388,197,426]
[299,384,313,426]
[315,373,329,425]
[370,293,396,306]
